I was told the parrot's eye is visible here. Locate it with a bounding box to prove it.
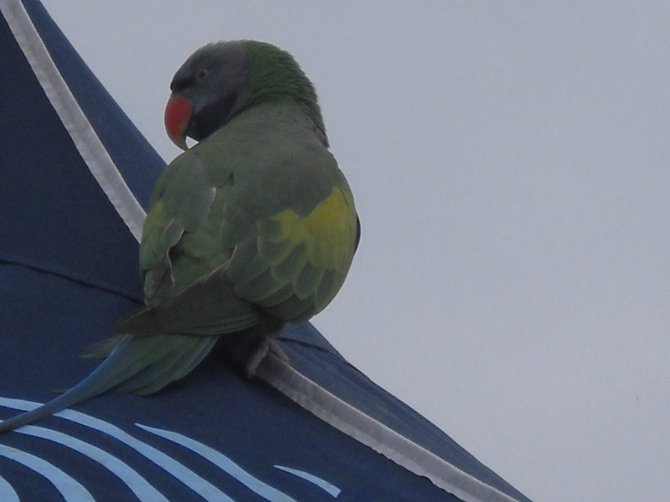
[196,69,209,81]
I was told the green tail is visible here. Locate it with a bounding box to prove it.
[0,334,216,432]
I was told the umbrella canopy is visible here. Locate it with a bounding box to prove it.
[0,0,528,500]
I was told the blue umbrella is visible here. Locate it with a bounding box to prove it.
[0,1,528,500]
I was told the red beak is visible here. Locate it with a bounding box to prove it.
[164,95,193,150]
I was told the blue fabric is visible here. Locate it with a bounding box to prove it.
[0,9,144,301]
[0,265,457,501]
[24,0,163,209]
[0,1,529,500]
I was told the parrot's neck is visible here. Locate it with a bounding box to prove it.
[236,96,328,147]
[227,101,328,148]
[239,42,328,147]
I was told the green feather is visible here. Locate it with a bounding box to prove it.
[293,262,325,300]
[271,245,308,284]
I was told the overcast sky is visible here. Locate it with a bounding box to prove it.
[41,2,670,500]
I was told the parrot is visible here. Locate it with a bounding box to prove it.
[0,40,359,432]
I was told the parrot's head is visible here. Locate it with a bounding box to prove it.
[165,40,326,150]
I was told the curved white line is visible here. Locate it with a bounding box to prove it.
[0,397,231,501]
[0,444,94,501]
[257,355,521,502]
[137,424,296,502]
[1,0,146,242]
[16,425,167,502]
[274,465,340,498]
[0,474,19,502]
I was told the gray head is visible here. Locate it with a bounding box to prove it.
[165,40,326,149]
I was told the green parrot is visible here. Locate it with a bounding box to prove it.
[0,40,359,432]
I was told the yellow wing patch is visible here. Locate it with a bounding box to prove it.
[230,184,357,320]
[271,186,357,273]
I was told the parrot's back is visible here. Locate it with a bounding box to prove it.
[119,101,358,337]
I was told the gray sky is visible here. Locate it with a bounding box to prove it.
[41,2,670,500]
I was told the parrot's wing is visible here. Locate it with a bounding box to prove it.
[225,179,359,322]
[120,153,265,337]
[138,154,232,307]
[183,108,357,317]
[116,264,264,336]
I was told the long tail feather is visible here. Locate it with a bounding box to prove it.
[0,334,217,432]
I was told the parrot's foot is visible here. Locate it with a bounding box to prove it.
[219,319,288,377]
[244,335,269,377]
[244,338,288,377]
[269,340,289,363]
